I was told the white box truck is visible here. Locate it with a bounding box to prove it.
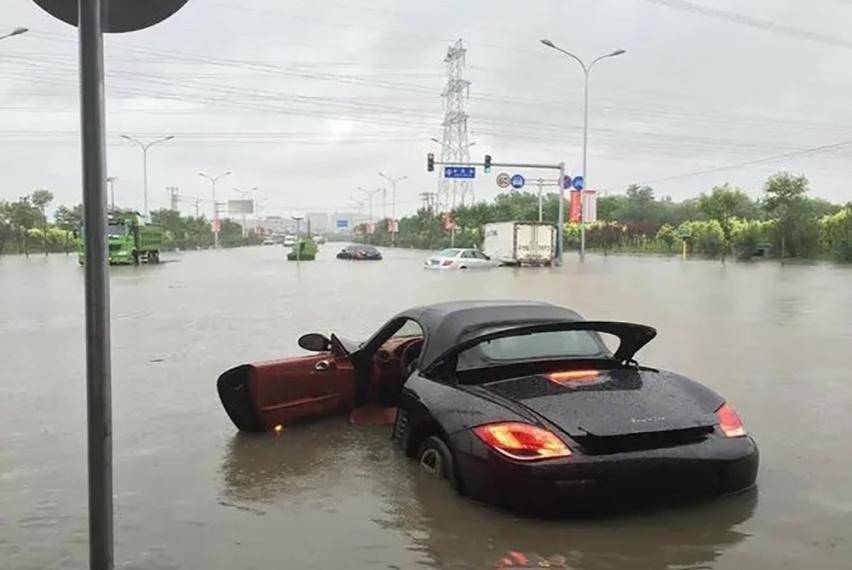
[482,221,556,266]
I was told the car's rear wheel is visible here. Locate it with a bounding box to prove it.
[417,435,458,491]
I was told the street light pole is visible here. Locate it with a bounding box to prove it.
[541,39,625,261]
[198,171,232,248]
[361,187,381,239]
[349,197,365,241]
[120,135,174,216]
[379,172,407,245]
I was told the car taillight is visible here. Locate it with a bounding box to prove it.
[716,402,746,438]
[441,259,453,266]
[473,422,571,461]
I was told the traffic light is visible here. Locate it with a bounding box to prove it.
[427,153,435,172]
[484,154,492,173]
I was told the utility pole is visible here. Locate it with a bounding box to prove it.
[379,172,407,245]
[349,197,365,241]
[198,171,231,248]
[120,135,173,216]
[194,198,200,218]
[106,176,117,211]
[362,188,381,238]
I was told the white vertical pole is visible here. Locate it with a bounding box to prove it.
[556,161,565,265]
[537,178,543,222]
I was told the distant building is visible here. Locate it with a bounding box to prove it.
[306,212,330,234]
[240,216,293,236]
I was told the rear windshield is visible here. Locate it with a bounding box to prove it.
[106,224,127,237]
[438,249,461,257]
[457,329,608,371]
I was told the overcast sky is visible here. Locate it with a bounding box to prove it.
[1,0,851,219]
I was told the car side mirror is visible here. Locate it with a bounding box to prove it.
[298,333,331,352]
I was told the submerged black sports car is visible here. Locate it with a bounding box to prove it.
[217,301,758,512]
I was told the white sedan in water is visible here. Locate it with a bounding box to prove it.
[424,248,498,270]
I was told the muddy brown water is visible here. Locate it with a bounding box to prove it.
[1,245,850,569]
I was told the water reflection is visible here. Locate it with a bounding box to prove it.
[397,470,756,569]
[220,421,756,569]
[219,418,363,504]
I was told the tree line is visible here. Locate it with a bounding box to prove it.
[0,194,260,255]
[358,171,851,262]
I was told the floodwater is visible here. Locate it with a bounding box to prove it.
[1,245,850,569]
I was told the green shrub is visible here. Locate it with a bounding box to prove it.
[819,207,852,262]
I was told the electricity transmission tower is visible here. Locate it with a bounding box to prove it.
[420,191,438,213]
[166,186,179,211]
[437,39,473,212]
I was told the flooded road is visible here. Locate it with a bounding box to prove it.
[1,245,850,569]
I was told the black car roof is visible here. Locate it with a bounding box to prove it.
[394,300,583,370]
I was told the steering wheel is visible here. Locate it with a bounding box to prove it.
[399,338,424,377]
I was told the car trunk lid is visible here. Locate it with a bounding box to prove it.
[480,369,718,440]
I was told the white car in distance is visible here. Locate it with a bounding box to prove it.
[424,248,497,270]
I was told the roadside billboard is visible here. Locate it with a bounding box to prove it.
[227,200,254,214]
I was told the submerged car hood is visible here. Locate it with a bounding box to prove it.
[480,369,721,437]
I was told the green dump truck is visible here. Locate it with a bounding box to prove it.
[77,211,163,265]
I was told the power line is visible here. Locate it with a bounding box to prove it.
[604,139,852,189]
[638,0,852,50]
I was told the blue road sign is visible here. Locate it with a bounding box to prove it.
[572,175,585,190]
[444,166,476,179]
[336,219,349,229]
[510,174,525,189]
[563,175,573,189]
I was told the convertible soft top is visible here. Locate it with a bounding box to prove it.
[393,300,584,370]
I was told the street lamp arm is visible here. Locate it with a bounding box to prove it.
[588,49,627,71]
[0,27,28,41]
[144,135,174,150]
[541,40,588,73]
[120,134,145,149]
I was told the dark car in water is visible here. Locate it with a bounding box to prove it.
[336,244,382,260]
[217,301,758,513]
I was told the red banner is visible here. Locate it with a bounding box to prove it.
[442,212,455,230]
[569,190,582,223]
